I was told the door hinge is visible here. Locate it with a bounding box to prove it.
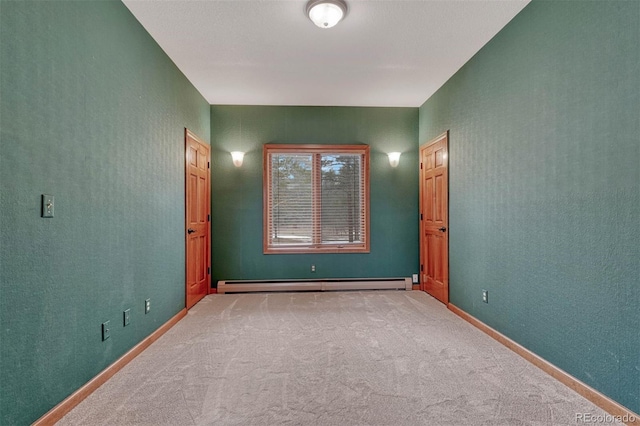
[420,264,424,272]
[420,163,423,169]
[420,213,423,220]
[207,267,211,275]
[207,161,210,169]
[207,214,210,222]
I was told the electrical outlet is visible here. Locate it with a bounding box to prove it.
[102,321,110,341]
[145,299,151,314]
[412,274,419,284]
[482,290,489,303]
[123,309,130,326]
[311,264,316,272]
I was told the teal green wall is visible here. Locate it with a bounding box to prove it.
[210,106,418,283]
[2,0,637,423]
[0,1,210,424]
[419,0,639,413]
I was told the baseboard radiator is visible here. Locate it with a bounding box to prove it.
[217,277,412,294]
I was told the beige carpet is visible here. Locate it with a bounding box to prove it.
[59,291,620,425]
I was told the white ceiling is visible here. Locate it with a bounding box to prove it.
[122,0,530,107]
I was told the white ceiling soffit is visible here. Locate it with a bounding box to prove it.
[122,0,530,107]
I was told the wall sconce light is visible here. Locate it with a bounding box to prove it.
[230,151,245,167]
[306,0,348,29]
[388,152,401,168]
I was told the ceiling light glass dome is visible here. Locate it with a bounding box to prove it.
[306,0,348,29]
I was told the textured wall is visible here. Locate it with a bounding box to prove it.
[419,0,639,413]
[0,2,210,424]
[210,106,418,283]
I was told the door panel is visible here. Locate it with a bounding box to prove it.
[419,132,449,304]
[425,177,434,221]
[185,129,210,309]
[435,175,444,222]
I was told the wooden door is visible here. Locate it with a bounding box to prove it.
[185,129,210,309]
[419,132,449,304]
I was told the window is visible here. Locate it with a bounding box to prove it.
[263,144,370,254]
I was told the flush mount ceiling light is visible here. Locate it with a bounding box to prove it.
[306,0,348,29]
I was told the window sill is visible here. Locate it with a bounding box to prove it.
[264,245,370,255]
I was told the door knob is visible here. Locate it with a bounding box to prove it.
[187,228,196,234]
[438,227,447,232]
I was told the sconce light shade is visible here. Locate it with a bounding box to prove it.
[306,0,348,29]
[231,151,245,167]
[388,152,401,168]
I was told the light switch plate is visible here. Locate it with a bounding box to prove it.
[41,194,55,218]
[145,299,151,314]
[412,274,419,283]
[102,321,110,341]
[123,309,130,326]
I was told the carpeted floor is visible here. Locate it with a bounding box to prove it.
[59,291,620,425]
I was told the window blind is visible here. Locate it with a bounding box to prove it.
[320,154,364,244]
[269,154,313,246]
[264,145,369,253]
